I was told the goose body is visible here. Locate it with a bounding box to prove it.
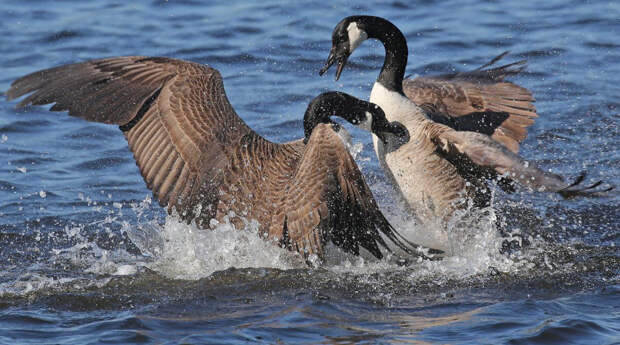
[369,81,468,222]
[6,56,433,261]
[321,16,611,225]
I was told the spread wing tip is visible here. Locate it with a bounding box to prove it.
[378,221,444,262]
[557,171,615,198]
[475,50,510,70]
[457,51,528,82]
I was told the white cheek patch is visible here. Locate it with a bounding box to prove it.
[356,111,373,132]
[347,22,368,52]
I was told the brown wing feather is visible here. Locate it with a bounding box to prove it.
[427,122,612,197]
[403,52,537,153]
[209,132,303,233]
[7,56,255,225]
[282,124,432,261]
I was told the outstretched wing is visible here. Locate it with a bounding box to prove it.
[281,124,437,261]
[426,122,612,197]
[7,56,254,225]
[403,52,537,153]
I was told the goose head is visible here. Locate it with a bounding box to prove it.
[319,16,408,93]
[319,16,369,81]
[303,91,407,144]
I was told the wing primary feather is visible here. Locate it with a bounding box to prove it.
[431,125,614,198]
[474,51,510,70]
[557,172,614,198]
[379,220,444,259]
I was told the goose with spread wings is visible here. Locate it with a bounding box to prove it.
[6,56,438,262]
[320,15,612,225]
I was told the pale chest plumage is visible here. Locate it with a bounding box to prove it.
[369,82,468,223]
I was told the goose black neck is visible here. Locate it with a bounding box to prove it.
[303,92,363,143]
[355,16,408,94]
[303,94,337,143]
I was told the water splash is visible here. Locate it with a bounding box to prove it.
[125,185,532,282]
[0,184,544,299]
[126,215,305,280]
[0,220,142,297]
[336,178,542,280]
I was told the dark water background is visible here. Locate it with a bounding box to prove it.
[0,0,618,344]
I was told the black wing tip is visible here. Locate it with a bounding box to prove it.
[566,171,587,187]
[377,219,444,262]
[558,171,615,199]
[475,50,510,71]
[486,60,528,80]
[461,51,528,82]
[387,246,444,266]
[476,50,527,70]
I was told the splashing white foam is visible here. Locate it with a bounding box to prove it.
[52,222,147,276]
[126,215,305,280]
[347,141,367,161]
[327,177,539,280]
[0,178,542,298]
[122,176,529,282]
[0,221,141,297]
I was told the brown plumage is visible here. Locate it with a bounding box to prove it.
[6,56,436,262]
[321,15,612,225]
[403,51,537,153]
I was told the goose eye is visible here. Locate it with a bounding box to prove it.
[351,119,359,124]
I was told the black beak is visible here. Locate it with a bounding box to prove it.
[319,47,349,81]
[373,120,409,145]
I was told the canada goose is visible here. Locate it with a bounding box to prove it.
[320,15,612,224]
[6,56,435,262]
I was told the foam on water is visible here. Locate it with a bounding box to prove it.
[126,215,305,280]
[328,202,537,281]
[0,184,540,298]
[0,221,139,297]
[124,186,537,283]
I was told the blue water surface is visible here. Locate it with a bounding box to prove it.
[0,0,618,344]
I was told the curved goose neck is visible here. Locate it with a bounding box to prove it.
[302,91,369,143]
[303,95,335,143]
[356,16,408,94]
